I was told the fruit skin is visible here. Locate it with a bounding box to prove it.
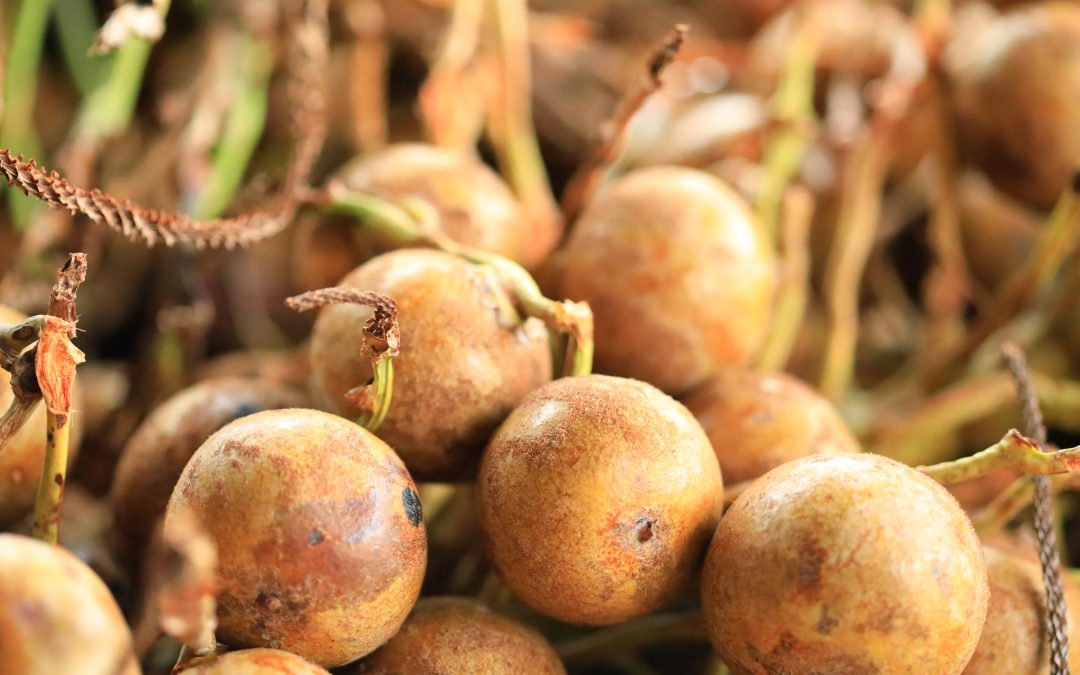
[179,648,330,674]
[111,377,306,558]
[948,2,1080,209]
[478,374,723,625]
[964,544,1080,674]
[0,305,83,527]
[682,368,860,485]
[559,167,774,395]
[337,143,555,270]
[354,597,566,674]
[310,249,552,482]
[0,533,139,675]
[165,408,427,668]
[702,453,988,674]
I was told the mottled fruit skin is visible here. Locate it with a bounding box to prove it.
[181,648,330,674]
[0,305,83,527]
[355,597,566,674]
[337,143,555,269]
[478,375,723,625]
[948,2,1080,209]
[165,409,427,667]
[310,249,551,481]
[0,534,139,675]
[559,167,774,394]
[964,545,1080,674]
[111,377,306,557]
[702,454,988,674]
[682,368,860,484]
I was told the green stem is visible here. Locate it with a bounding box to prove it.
[918,430,1080,485]
[756,186,813,371]
[53,0,105,96]
[359,354,394,431]
[31,410,71,543]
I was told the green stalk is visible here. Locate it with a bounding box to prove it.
[53,0,105,96]
[31,410,70,543]
[360,354,394,431]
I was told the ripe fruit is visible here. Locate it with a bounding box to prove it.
[478,374,723,625]
[310,249,551,481]
[702,453,988,674]
[0,533,138,675]
[165,408,427,667]
[355,597,566,674]
[682,368,860,485]
[179,648,330,674]
[559,167,774,394]
[111,377,305,558]
[948,2,1080,209]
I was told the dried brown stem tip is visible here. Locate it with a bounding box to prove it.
[287,288,399,360]
[648,24,689,82]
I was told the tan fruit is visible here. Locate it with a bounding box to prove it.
[355,597,565,674]
[0,533,139,675]
[478,375,723,625]
[309,249,551,481]
[111,377,306,557]
[165,408,427,667]
[702,453,988,674]
[682,368,860,485]
[559,167,774,394]
[179,648,330,674]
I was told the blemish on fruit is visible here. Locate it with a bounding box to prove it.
[636,519,654,543]
[402,487,422,526]
[309,528,325,546]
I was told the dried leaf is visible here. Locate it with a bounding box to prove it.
[34,316,84,416]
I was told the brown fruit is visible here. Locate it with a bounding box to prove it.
[111,377,307,557]
[0,305,83,527]
[478,374,723,625]
[957,172,1040,290]
[948,2,1080,209]
[964,544,1080,674]
[702,453,988,674]
[180,648,330,674]
[355,597,566,674]
[337,143,555,269]
[309,249,552,481]
[682,368,860,485]
[165,408,427,667]
[559,167,774,394]
[0,533,139,675]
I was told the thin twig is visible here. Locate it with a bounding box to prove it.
[917,429,1080,484]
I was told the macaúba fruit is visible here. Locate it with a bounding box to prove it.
[701,453,988,674]
[353,597,565,674]
[478,374,723,625]
[178,648,330,674]
[559,167,774,395]
[111,377,306,558]
[309,248,551,481]
[0,305,83,527]
[0,533,138,675]
[947,2,1080,209]
[164,408,427,667]
[682,368,860,485]
[336,143,555,269]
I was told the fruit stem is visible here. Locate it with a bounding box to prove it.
[364,353,394,431]
[555,611,705,665]
[420,0,485,149]
[972,473,1080,534]
[755,186,813,371]
[31,410,70,544]
[918,429,1080,485]
[0,316,45,366]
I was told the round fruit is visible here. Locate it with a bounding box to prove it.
[310,249,551,481]
[559,167,774,394]
[478,374,723,625]
[0,305,83,527]
[948,2,1080,209]
[354,597,565,674]
[164,408,427,667]
[682,368,860,485]
[702,453,988,674]
[111,377,306,557]
[336,143,555,269]
[0,533,138,675]
[179,648,330,675]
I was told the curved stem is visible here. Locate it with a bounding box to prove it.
[755,186,813,371]
[31,411,70,543]
[362,354,393,431]
[918,429,1080,485]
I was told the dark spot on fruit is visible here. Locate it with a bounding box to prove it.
[817,605,838,635]
[402,487,422,526]
[308,528,325,546]
[796,537,826,599]
[53,473,63,486]
[256,592,284,611]
[636,519,654,543]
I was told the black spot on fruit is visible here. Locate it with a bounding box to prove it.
[309,528,325,546]
[402,487,422,526]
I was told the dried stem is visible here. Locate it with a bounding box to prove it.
[420,0,486,149]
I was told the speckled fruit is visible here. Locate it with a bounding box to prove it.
[0,305,83,527]
[164,408,427,667]
[310,249,551,481]
[702,453,988,674]
[559,167,774,394]
[682,368,860,485]
[964,544,1080,674]
[948,2,1080,209]
[354,597,566,674]
[180,648,330,674]
[478,374,723,625]
[337,143,555,269]
[111,377,306,557]
[0,533,138,675]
